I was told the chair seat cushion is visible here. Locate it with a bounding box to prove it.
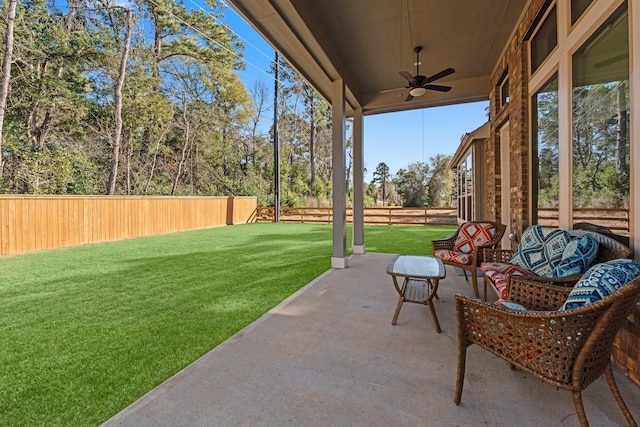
[434,249,472,265]
[551,233,599,277]
[481,262,533,299]
[560,259,640,311]
[453,222,497,254]
[510,225,571,277]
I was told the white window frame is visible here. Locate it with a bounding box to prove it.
[528,0,635,250]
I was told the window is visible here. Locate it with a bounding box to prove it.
[527,0,632,232]
[532,74,559,216]
[465,154,473,220]
[571,0,594,25]
[530,5,557,74]
[572,5,629,212]
[456,154,473,222]
[498,71,510,106]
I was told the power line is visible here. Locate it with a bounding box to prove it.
[50,0,294,87]
[217,1,302,84]
[145,0,292,86]
[421,109,425,162]
[182,0,298,85]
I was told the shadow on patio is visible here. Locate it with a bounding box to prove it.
[102,253,639,426]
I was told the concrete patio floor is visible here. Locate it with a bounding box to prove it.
[102,252,640,427]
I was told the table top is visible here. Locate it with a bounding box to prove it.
[386,255,446,279]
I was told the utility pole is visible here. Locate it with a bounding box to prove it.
[273,51,280,222]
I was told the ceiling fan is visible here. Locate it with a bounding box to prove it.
[388,46,455,102]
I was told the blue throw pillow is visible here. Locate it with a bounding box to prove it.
[560,259,640,311]
[552,233,599,277]
[511,225,571,276]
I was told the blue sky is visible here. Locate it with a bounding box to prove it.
[219,3,489,182]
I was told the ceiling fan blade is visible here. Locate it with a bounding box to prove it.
[399,70,417,85]
[379,86,406,93]
[404,93,414,102]
[424,84,452,92]
[424,67,455,84]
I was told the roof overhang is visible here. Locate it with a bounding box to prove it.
[451,121,490,166]
[227,0,530,117]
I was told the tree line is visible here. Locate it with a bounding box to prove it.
[0,0,457,208]
[371,155,454,208]
[536,80,630,209]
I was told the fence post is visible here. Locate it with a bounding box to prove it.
[226,197,234,225]
[626,209,630,232]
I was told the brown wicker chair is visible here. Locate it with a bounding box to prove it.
[432,221,506,298]
[454,275,640,427]
[482,229,633,301]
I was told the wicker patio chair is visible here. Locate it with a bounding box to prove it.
[454,275,640,427]
[482,229,633,301]
[432,221,506,298]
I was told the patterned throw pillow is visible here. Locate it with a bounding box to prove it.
[559,259,640,311]
[510,225,571,277]
[453,222,497,254]
[552,233,599,277]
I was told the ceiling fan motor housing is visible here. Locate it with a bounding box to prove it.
[397,46,455,101]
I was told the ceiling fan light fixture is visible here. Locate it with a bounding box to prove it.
[409,87,427,97]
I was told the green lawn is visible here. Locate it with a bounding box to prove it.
[0,222,456,426]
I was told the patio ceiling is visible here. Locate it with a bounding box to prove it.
[227,0,530,116]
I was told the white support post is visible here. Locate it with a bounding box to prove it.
[352,108,365,254]
[331,79,348,268]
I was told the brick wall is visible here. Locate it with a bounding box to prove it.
[486,0,546,246]
[613,304,640,386]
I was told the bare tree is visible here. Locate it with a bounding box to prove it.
[248,80,270,166]
[616,82,628,172]
[107,8,134,195]
[0,0,17,177]
[172,96,191,195]
[144,120,173,195]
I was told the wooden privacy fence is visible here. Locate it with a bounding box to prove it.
[0,195,257,257]
[255,206,458,225]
